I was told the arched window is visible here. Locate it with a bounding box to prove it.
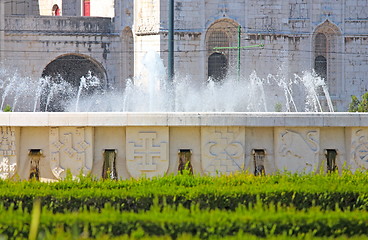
[208,53,228,82]
[207,31,230,52]
[315,55,327,80]
[313,21,342,98]
[315,33,327,56]
[314,33,327,80]
[205,19,238,82]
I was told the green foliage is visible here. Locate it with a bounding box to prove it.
[0,200,368,239]
[1,171,368,212]
[349,92,368,112]
[3,104,12,112]
[1,172,368,239]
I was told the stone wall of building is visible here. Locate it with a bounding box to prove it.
[113,0,134,83]
[0,0,4,64]
[1,0,368,112]
[4,0,29,15]
[2,15,119,111]
[134,0,367,111]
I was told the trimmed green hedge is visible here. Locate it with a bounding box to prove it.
[1,202,368,239]
[1,172,368,239]
[1,171,368,212]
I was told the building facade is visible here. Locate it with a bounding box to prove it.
[0,0,368,111]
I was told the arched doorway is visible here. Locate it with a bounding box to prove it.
[208,52,228,82]
[40,54,107,112]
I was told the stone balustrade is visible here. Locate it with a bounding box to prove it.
[4,16,113,35]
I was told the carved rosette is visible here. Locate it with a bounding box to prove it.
[49,127,93,179]
[126,128,169,178]
[275,128,320,173]
[0,127,17,179]
[351,129,368,169]
[201,127,245,176]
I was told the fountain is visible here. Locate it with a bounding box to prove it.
[1,52,333,113]
[0,52,367,181]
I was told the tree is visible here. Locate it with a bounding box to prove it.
[349,92,368,112]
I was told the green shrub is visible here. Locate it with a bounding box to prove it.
[3,104,12,112]
[349,92,368,112]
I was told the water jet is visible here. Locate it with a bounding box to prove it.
[0,53,366,180]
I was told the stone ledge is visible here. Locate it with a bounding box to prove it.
[0,112,367,127]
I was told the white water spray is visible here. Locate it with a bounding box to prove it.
[0,52,334,112]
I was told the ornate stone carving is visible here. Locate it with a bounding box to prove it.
[201,127,245,176]
[126,128,169,178]
[255,17,278,32]
[351,129,368,169]
[289,2,308,19]
[0,127,16,179]
[275,128,319,173]
[49,127,93,179]
[346,6,368,19]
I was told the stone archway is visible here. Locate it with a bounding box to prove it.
[40,54,107,112]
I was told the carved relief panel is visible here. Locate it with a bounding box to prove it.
[345,1,368,20]
[49,127,93,179]
[289,2,309,19]
[351,128,368,169]
[126,127,169,178]
[275,128,320,173]
[201,127,245,176]
[0,127,17,179]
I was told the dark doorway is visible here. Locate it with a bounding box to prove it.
[41,55,106,112]
[208,52,228,82]
[315,55,327,81]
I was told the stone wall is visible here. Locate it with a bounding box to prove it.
[132,0,368,111]
[0,0,4,64]
[2,15,119,110]
[0,112,367,180]
[4,0,30,15]
[1,0,368,112]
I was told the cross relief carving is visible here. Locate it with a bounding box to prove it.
[128,132,167,171]
[126,128,169,178]
[50,127,92,179]
[202,127,245,175]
